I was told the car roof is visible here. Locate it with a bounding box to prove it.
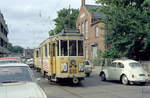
[113,59,137,64]
[0,63,29,67]
[0,57,20,61]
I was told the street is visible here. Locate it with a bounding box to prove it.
[33,67,150,98]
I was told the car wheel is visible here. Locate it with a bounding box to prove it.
[101,73,106,81]
[121,75,129,85]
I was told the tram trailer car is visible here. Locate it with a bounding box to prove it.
[34,47,44,72]
[34,29,85,84]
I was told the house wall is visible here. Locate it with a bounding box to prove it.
[76,2,106,61]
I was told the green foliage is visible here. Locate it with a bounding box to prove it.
[95,0,150,60]
[8,43,24,53]
[49,8,79,36]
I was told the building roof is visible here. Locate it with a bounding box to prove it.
[85,4,105,19]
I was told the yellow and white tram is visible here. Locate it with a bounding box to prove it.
[34,29,85,84]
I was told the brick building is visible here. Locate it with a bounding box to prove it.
[76,0,106,61]
[0,11,9,57]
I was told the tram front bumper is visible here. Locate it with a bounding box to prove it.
[56,74,86,79]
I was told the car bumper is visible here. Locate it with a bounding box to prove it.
[129,78,149,83]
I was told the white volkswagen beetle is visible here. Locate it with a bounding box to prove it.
[100,59,150,85]
[0,63,47,98]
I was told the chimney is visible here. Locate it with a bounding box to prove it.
[81,0,85,6]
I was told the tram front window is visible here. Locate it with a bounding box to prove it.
[69,40,76,56]
[61,40,68,56]
[78,40,83,56]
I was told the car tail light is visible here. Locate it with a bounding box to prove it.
[132,74,134,78]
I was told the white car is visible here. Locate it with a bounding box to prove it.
[84,60,92,77]
[0,57,21,64]
[26,58,34,68]
[0,63,47,98]
[99,59,150,85]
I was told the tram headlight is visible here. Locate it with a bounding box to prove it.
[79,63,84,72]
[61,63,68,73]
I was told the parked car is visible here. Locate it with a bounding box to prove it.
[26,58,34,68]
[0,63,47,98]
[84,60,92,77]
[99,59,150,85]
[0,57,21,64]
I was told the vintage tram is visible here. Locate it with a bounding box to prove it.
[34,28,85,84]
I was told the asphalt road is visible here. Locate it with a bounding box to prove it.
[33,67,150,98]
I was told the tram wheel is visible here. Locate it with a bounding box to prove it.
[72,77,79,84]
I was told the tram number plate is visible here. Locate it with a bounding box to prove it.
[70,69,77,74]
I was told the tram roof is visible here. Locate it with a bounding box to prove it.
[50,28,83,38]
[39,28,83,47]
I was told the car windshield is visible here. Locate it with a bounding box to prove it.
[129,62,141,68]
[0,66,33,83]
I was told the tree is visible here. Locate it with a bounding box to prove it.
[49,8,79,36]
[95,0,150,60]
[8,43,24,53]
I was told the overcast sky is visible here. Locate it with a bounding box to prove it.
[0,0,95,49]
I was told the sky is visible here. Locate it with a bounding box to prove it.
[0,0,96,49]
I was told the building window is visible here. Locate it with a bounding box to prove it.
[82,23,84,34]
[92,45,98,59]
[95,26,99,37]
[85,21,88,39]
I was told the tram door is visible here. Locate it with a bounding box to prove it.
[50,43,56,77]
[69,40,78,74]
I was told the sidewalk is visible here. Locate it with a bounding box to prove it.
[92,66,102,75]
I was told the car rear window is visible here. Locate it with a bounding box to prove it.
[0,66,33,83]
[129,62,141,67]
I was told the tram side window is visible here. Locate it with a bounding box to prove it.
[52,44,56,56]
[69,40,76,56]
[49,43,50,56]
[57,41,59,56]
[45,44,47,57]
[61,40,68,56]
[39,48,41,57]
[36,50,39,58]
[78,40,83,56]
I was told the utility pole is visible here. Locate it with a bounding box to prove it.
[68,4,71,29]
